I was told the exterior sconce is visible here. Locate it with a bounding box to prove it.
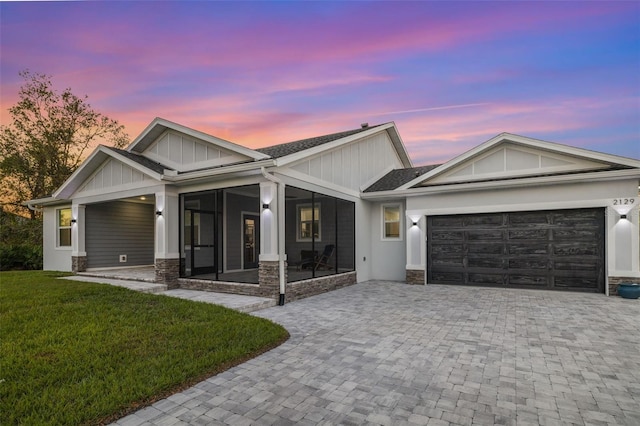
[155,210,163,216]
[620,214,627,220]
[71,219,77,224]
[412,222,418,227]
[262,203,270,210]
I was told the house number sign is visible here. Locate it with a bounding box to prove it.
[611,198,635,206]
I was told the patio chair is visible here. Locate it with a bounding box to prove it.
[314,244,335,271]
[296,249,318,271]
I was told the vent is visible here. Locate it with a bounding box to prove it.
[360,122,369,128]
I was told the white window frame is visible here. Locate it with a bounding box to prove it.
[296,203,321,242]
[57,208,72,248]
[381,203,403,241]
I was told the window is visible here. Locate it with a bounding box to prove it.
[382,204,402,240]
[297,204,320,241]
[57,208,72,247]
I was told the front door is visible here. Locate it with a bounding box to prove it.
[243,214,259,269]
[185,209,217,276]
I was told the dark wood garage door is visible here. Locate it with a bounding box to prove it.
[427,208,605,292]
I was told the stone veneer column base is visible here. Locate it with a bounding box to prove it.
[258,261,286,299]
[608,276,640,296]
[406,269,425,285]
[155,258,180,289]
[72,256,87,273]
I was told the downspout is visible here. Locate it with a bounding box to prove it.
[261,167,286,305]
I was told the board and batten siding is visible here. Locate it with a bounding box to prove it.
[85,201,154,268]
[76,158,150,197]
[289,132,404,191]
[142,130,248,172]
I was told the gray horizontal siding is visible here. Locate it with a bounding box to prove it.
[86,201,154,268]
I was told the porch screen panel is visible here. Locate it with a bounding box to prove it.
[336,198,355,272]
[285,186,355,283]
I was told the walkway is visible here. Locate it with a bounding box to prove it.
[62,275,276,313]
[112,281,640,425]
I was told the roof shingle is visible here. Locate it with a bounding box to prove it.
[256,124,384,159]
[364,165,441,192]
[106,146,172,174]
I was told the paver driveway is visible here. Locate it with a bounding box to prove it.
[115,281,640,426]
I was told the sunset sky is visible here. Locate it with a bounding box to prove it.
[1,1,638,165]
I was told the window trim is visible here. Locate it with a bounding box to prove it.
[57,207,72,248]
[296,203,321,242]
[381,203,403,241]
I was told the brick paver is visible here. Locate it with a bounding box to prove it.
[113,281,640,425]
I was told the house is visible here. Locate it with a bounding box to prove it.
[27,118,640,302]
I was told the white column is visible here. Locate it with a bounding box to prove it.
[259,181,279,261]
[155,188,180,260]
[71,204,86,257]
[406,213,426,270]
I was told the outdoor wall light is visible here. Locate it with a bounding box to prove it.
[620,214,627,220]
[262,203,270,210]
[412,221,418,227]
[71,219,77,224]
[155,210,163,216]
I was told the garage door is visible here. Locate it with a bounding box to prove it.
[427,208,605,292]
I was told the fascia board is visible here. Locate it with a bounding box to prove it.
[162,159,276,182]
[52,146,106,198]
[275,168,361,199]
[23,196,66,207]
[274,123,396,167]
[128,117,270,161]
[363,168,640,200]
[386,123,413,168]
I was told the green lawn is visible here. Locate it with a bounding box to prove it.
[0,271,289,425]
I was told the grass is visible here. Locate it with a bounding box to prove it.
[0,271,289,425]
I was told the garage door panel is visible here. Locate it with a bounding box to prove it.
[432,257,464,267]
[554,243,600,256]
[468,257,505,268]
[508,259,548,269]
[509,229,549,240]
[509,212,549,225]
[508,274,548,286]
[508,244,549,255]
[431,230,464,241]
[465,214,504,227]
[468,243,503,254]
[468,273,504,285]
[431,271,465,283]
[427,208,604,293]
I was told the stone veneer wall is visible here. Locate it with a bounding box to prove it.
[285,271,357,303]
[155,258,180,289]
[406,269,425,285]
[72,256,87,273]
[178,260,284,299]
[608,276,640,296]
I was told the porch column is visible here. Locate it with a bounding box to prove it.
[406,213,425,285]
[155,189,180,288]
[71,204,86,272]
[259,180,286,300]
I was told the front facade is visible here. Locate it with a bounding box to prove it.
[30,119,640,301]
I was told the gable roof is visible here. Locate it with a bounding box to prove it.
[256,124,385,158]
[364,165,441,192]
[127,117,270,161]
[397,132,640,190]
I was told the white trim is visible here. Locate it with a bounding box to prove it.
[56,207,72,248]
[275,168,361,198]
[363,168,640,200]
[381,203,403,241]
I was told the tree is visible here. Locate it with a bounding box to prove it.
[0,70,129,218]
